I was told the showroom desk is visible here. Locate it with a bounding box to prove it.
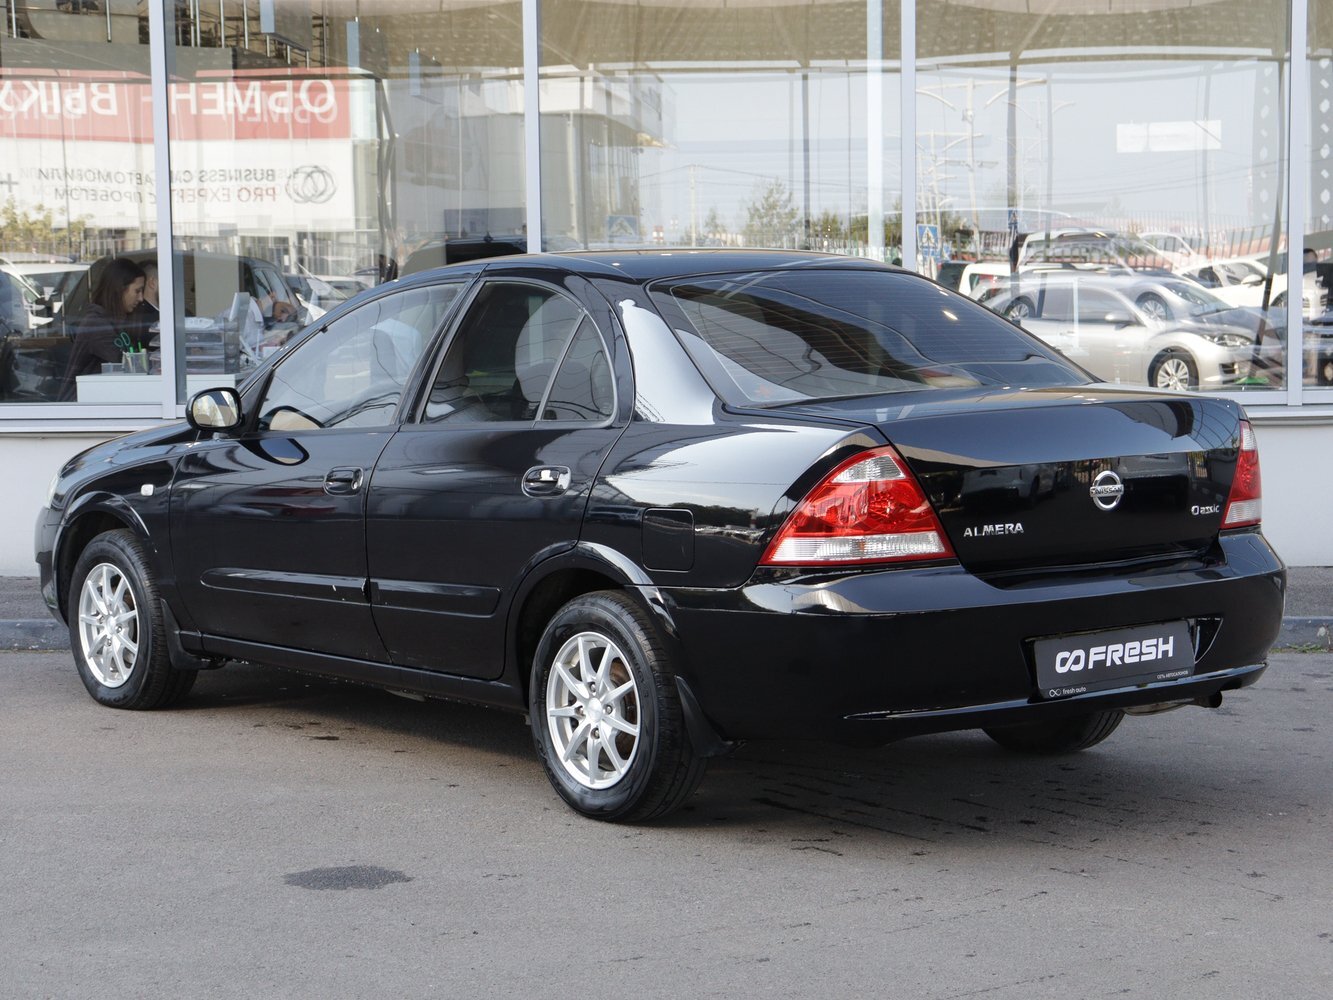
[76,374,240,404]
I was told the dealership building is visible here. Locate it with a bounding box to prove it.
[0,0,1330,573]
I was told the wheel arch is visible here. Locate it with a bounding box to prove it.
[53,495,150,620]
[506,541,732,757]
[507,541,659,702]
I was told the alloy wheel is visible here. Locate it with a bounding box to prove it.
[77,561,140,688]
[1154,356,1193,390]
[545,631,641,790]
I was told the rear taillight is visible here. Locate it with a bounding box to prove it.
[1223,419,1261,528]
[761,446,955,566]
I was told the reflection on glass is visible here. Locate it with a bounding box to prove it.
[1305,0,1333,387]
[0,0,154,403]
[165,0,525,395]
[539,1,901,257]
[917,0,1290,392]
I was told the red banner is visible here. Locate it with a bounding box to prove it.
[0,73,352,143]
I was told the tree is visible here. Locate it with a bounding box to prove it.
[701,207,730,246]
[742,180,801,248]
[0,200,92,257]
[808,210,846,248]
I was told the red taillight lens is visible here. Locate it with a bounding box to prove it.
[1223,419,1262,528]
[761,446,955,566]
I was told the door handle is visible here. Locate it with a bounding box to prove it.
[522,466,572,497]
[324,467,364,495]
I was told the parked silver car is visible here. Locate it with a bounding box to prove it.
[988,273,1265,390]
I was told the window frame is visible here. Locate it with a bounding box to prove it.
[245,278,473,434]
[409,276,618,428]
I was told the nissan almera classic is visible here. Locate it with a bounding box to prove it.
[35,250,1286,822]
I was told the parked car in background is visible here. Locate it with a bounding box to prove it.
[1019,230,1173,273]
[0,268,33,335]
[1179,258,1280,310]
[1138,232,1207,271]
[5,261,89,316]
[36,250,1283,822]
[284,272,347,311]
[933,260,969,292]
[317,275,375,300]
[0,262,54,329]
[960,260,1016,300]
[989,272,1268,389]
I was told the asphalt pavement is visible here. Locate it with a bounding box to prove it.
[1,646,1329,997]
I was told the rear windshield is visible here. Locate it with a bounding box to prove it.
[651,269,1087,406]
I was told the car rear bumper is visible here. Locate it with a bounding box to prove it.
[659,531,1285,744]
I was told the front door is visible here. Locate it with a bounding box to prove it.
[170,281,466,659]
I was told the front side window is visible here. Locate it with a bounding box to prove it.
[258,283,462,431]
[422,282,611,423]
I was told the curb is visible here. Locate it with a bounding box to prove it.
[1,619,65,651]
[1273,616,1333,651]
[4,617,1331,654]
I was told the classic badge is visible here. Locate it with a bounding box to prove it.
[1090,469,1125,511]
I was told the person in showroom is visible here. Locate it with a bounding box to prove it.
[57,257,146,401]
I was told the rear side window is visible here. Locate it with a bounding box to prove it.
[651,270,1086,406]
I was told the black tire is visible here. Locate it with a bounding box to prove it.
[1148,348,1198,390]
[67,529,196,709]
[529,590,705,821]
[983,709,1124,755]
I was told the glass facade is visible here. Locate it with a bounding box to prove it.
[538,1,901,257]
[0,0,1327,410]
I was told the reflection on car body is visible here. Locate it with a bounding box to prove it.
[35,251,1284,822]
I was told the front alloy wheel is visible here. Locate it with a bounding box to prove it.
[77,561,140,689]
[67,529,196,709]
[1150,349,1198,391]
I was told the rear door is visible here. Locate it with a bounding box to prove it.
[366,275,625,679]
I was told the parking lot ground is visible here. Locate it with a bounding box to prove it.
[2,648,1330,999]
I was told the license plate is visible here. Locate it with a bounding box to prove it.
[1034,621,1194,700]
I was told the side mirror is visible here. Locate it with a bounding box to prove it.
[1241,274,1263,286]
[1104,311,1137,327]
[187,387,242,432]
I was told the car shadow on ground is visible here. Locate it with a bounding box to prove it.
[167,660,1296,850]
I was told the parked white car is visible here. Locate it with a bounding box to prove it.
[1138,232,1207,271]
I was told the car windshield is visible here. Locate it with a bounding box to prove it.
[1162,281,1229,314]
[652,269,1085,406]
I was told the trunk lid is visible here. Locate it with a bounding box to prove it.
[771,386,1246,574]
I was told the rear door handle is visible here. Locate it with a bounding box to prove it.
[522,466,572,497]
[324,467,364,495]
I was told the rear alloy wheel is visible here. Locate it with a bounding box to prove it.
[68,530,196,709]
[1149,349,1198,391]
[530,591,704,821]
[1004,297,1034,322]
[983,709,1125,754]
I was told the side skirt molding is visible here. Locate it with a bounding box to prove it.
[199,635,527,712]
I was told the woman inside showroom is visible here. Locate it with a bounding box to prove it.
[57,257,147,402]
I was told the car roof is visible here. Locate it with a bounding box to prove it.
[405,248,897,285]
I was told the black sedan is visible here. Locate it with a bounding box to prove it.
[35,250,1286,821]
